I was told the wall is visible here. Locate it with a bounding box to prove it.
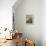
[41,0,46,46]
[0,0,16,30]
[13,0,41,46]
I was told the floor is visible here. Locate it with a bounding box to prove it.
[0,33,23,46]
[0,39,16,46]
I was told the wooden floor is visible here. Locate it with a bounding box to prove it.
[0,33,23,46]
[0,39,16,46]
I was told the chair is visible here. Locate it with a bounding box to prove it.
[25,40,35,46]
[15,33,23,46]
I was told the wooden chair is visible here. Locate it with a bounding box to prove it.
[15,33,23,46]
[25,40,35,46]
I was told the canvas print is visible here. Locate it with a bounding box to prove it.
[26,15,33,24]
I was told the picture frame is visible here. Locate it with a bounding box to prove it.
[26,15,33,24]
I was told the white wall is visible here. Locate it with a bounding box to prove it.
[41,0,46,46]
[0,0,16,30]
[13,0,41,46]
[12,0,46,46]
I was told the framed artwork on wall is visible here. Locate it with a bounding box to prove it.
[26,15,33,24]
